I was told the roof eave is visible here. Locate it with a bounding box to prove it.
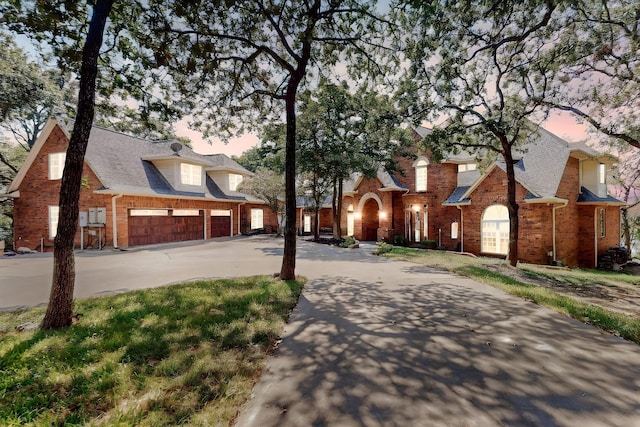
[524,197,569,204]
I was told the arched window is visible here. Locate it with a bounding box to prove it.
[414,158,428,192]
[346,204,355,236]
[481,205,509,255]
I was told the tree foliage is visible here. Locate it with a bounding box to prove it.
[297,80,412,238]
[538,0,640,150]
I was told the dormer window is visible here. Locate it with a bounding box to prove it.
[458,163,477,172]
[180,163,202,186]
[229,174,243,191]
[414,158,428,192]
[48,152,66,180]
[598,163,606,185]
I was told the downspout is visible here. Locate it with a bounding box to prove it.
[552,200,568,263]
[203,209,207,240]
[111,194,123,249]
[594,207,598,268]
[230,209,233,236]
[238,202,246,235]
[456,205,464,253]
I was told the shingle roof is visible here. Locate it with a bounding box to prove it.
[73,123,255,201]
[343,165,408,194]
[577,187,624,205]
[443,186,471,205]
[493,126,570,199]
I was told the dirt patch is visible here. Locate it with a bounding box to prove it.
[485,263,640,318]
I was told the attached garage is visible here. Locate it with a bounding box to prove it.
[128,209,204,246]
[210,209,232,238]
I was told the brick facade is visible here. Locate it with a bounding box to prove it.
[11,124,276,251]
[339,145,622,269]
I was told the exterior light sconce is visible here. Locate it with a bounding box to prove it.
[379,211,388,219]
[412,204,420,212]
[355,211,362,219]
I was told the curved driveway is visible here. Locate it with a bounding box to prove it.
[2,236,640,426]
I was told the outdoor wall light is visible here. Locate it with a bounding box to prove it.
[412,204,420,212]
[355,212,362,219]
[379,211,388,219]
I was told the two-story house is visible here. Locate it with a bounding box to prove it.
[6,117,276,251]
[342,126,624,268]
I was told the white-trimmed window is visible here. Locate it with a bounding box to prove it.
[458,163,477,172]
[303,214,311,233]
[180,163,202,186]
[48,152,66,180]
[598,163,606,185]
[599,208,605,238]
[229,174,243,191]
[346,204,355,236]
[481,205,509,255]
[130,209,169,216]
[415,159,428,192]
[251,208,264,229]
[49,206,59,239]
[173,209,200,216]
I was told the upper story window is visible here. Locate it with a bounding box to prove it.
[458,163,477,172]
[180,163,202,186]
[229,173,243,191]
[48,152,66,180]
[415,158,428,192]
[598,163,606,185]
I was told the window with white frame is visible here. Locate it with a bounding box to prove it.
[481,205,509,255]
[303,214,311,233]
[49,206,59,239]
[229,174,243,191]
[251,208,264,229]
[599,163,606,185]
[458,163,477,172]
[180,163,202,186]
[415,159,428,192]
[48,152,66,180]
[599,208,605,238]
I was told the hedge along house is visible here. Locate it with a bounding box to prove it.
[6,117,276,251]
[342,125,624,268]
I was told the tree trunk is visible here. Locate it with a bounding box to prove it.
[313,172,320,240]
[335,179,343,238]
[502,140,519,267]
[280,88,298,280]
[41,0,114,329]
[331,176,340,239]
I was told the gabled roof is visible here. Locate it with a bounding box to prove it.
[577,187,625,206]
[8,117,258,203]
[446,126,574,203]
[343,165,408,194]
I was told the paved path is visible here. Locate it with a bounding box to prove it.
[2,236,640,426]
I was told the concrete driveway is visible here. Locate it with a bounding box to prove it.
[2,236,640,426]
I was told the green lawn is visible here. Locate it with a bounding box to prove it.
[0,276,304,426]
[378,245,640,345]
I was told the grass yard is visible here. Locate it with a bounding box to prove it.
[378,245,640,345]
[0,276,303,426]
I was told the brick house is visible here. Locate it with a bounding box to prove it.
[342,126,624,268]
[6,117,276,251]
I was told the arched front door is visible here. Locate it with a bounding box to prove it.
[362,198,379,241]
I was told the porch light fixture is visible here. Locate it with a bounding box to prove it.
[412,204,420,212]
[355,211,362,219]
[379,211,388,219]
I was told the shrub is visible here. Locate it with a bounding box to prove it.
[339,236,357,248]
[421,239,437,249]
[374,242,394,255]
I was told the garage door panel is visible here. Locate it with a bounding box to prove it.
[211,216,231,238]
[128,212,203,246]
